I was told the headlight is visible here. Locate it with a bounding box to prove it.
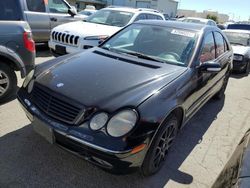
[23,70,34,88]
[107,109,138,137]
[233,54,243,61]
[90,112,109,131]
[84,35,109,40]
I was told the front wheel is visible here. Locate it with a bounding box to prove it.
[141,114,179,176]
[0,63,17,101]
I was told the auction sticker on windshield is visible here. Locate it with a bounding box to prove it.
[171,29,196,38]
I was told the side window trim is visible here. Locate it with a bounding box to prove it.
[213,31,227,58]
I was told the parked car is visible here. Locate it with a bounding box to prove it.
[3,0,84,43]
[227,23,250,31]
[48,6,165,56]
[78,9,97,18]
[0,20,35,100]
[18,21,233,176]
[212,129,250,188]
[179,17,217,26]
[224,29,250,73]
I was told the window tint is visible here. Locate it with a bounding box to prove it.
[48,0,69,14]
[214,32,225,57]
[200,33,216,63]
[0,0,23,20]
[135,14,147,21]
[26,0,46,12]
[146,14,157,20]
[157,16,163,20]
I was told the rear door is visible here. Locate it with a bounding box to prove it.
[47,0,78,29]
[24,0,51,42]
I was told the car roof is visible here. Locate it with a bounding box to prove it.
[134,20,211,32]
[183,17,213,22]
[224,29,250,34]
[103,6,161,14]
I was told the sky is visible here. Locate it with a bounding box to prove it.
[179,0,250,21]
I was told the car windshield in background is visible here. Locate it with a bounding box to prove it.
[224,32,250,46]
[86,9,134,27]
[182,19,206,25]
[101,24,197,66]
[227,24,250,30]
[79,10,94,16]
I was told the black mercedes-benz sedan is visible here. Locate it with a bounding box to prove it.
[17,20,233,176]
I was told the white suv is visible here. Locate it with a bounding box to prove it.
[48,6,165,56]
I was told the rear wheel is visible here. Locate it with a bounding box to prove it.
[141,114,179,176]
[0,63,17,101]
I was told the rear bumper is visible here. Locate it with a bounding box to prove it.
[17,88,147,174]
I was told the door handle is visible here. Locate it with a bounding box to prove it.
[50,17,57,22]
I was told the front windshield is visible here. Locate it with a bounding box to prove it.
[224,32,250,46]
[101,24,197,66]
[85,9,134,27]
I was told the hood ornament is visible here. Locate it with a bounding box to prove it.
[56,83,64,88]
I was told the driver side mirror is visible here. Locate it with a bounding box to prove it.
[199,61,222,73]
[68,6,77,17]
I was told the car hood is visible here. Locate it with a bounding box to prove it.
[35,48,187,110]
[52,21,121,37]
[232,45,250,56]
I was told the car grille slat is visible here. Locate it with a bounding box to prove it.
[52,32,79,47]
[31,84,83,124]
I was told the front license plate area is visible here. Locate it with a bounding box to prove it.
[33,118,54,144]
[55,45,66,55]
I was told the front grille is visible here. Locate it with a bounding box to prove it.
[52,31,80,46]
[31,84,83,125]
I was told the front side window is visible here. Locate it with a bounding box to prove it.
[199,33,216,63]
[26,0,46,12]
[214,32,225,57]
[86,9,134,27]
[101,24,197,66]
[224,32,250,46]
[48,0,69,14]
[0,0,22,20]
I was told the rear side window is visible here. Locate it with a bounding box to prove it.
[0,0,23,20]
[199,32,216,63]
[214,32,225,57]
[146,14,157,20]
[157,16,163,20]
[134,14,147,21]
[26,0,46,12]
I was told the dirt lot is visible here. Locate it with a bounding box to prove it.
[0,46,250,188]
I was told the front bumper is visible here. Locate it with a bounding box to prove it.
[17,88,148,174]
[233,60,248,72]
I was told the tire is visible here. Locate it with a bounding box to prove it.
[141,114,179,176]
[244,62,249,74]
[0,63,17,101]
[213,71,230,100]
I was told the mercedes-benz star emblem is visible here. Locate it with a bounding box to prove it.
[56,83,64,88]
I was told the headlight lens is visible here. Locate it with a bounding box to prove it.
[23,70,34,88]
[107,110,138,137]
[90,112,109,131]
[84,35,109,40]
[233,54,243,61]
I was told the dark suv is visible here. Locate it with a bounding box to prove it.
[0,0,35,100]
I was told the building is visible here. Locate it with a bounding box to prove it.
[69,0,178,18]
[177,9,229,23]
[107,0,179,17]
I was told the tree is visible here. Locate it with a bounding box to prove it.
[207,14,218,23]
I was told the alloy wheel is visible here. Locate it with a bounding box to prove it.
[0,70,9,97]
[153,123,177,168]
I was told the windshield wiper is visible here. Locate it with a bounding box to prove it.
[125,52,165,63]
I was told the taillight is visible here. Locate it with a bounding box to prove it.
[23,31,35,52]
